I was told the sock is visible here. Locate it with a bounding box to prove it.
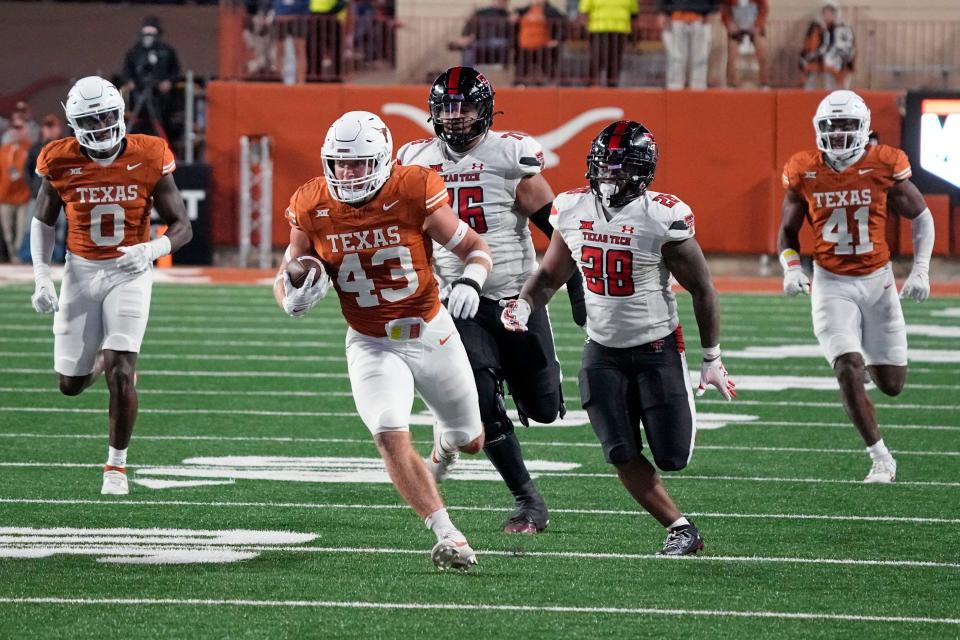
[425,508,460,541]
[867,439,891,461]
[107,446,127,468]
[667,516,690,531]
[483,432,533,495]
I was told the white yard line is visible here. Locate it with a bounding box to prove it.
[0,596,956,625]
[1,432,958,458]
[1,405,958,431]
[2,386,956,412]
[1,497,958,525]
[0,465,956,486]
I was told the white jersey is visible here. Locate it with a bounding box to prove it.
[551,187,696,349]
[396,131,545,299]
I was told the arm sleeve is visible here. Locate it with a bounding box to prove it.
[911,209,934,271]
[424,169,448,215]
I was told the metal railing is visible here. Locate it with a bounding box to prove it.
[219,5,960,90]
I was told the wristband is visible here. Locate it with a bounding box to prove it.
[452,277,482,296]
[461,262,488,288]
[703,345,721,361]
[779,249,801,271]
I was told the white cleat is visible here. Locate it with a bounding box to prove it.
[426,430,459,483]
[431,536,477,571]
[101,466,129,495]
[864,458,897,484]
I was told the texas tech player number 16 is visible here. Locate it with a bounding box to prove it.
[502,120,736,555]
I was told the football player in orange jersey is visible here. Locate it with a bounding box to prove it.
[777,90,934,484]
[273,111,493,570]
[29,76,192,495]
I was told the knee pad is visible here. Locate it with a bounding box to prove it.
[653,453,688,472]
[605,442,638,466]
[373,408,409,432]
[476,368,513,436]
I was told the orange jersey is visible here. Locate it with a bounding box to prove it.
[286,164,449,337]
[36,135,176,260]
[782,144,911,276]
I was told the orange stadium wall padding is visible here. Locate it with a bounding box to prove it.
[205,83,904,255]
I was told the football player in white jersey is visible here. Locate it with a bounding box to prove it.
[397,67,586,534]
[502,120,736,555]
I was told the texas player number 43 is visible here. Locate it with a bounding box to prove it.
[336,247,420,308]
[822,206,874,255]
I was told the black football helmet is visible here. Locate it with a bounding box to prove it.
[586,120,659,208]
[428,66,495,151]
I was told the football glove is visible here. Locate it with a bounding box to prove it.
[447,277,481,319]
[31,272,59,314]
[117,237,171,275]
[282,268,330,317]
[500,298,531,333]
[566,270,587,328]
[783,267,811,296]
[900,268,929,303]
[697,354,736,401]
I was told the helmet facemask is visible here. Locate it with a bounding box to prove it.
[815,116,868,164]
[63,77,127,153]
[323,154,391,204]
[431,99,490,151]
[587,152,655,209]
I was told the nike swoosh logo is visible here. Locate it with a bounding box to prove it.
[127,163,143,171]
[884,282,893,290]
[439,332,454,346]
[382,200,400,211]
[291,306,307,314]
[858,168,873,175]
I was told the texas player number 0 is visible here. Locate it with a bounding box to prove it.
[89,204,126,247]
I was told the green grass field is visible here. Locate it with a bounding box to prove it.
[0,282,958,639]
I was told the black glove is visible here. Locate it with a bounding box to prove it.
[565,269,587,327]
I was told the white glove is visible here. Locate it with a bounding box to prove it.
[783,267,811,296]
[500,298,531,333]
[282,268,329,317]
[697,348,736,400]
[900,269,929,303]
[117,236,171,275]
[31,273,59,314]
[447,278,481,319]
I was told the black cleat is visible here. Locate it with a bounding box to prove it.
[503,496,550,534]
[658,523,705,556]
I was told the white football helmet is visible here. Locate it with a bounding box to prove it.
[63,76,127,153]
[322,111,393,204]
[813,90,871,163]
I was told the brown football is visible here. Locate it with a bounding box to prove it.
[285,255,326,288]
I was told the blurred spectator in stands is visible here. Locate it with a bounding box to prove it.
[1,102,39,146]
[721,0,768,88]
[449,0,512,68]
[309,0,347,81]
[0,112,33,264]
[514,0,566,85]
[274,0,309,84]
[579,0,639,87]
[349,0,395,65]
[800,0,855,90]
[658,0,718,89]
[244,0,277,77]
[21,115,68,264]
[121,16,182,140]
